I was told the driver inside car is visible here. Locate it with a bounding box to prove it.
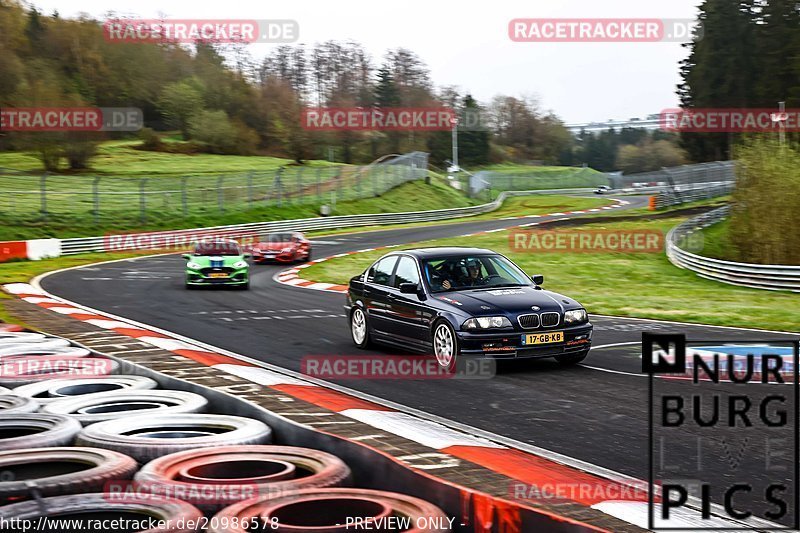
[459,258,487,287]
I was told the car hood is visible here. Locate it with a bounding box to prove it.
[433,286,581,315]
[187,255,245,266]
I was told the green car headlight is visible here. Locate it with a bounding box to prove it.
[564,309,588,324]
[186,262,202,270]
[462,316,512,330]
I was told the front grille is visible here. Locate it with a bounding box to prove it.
[517,314,540,329]
[541,312,560,327]
[200,267,233,276]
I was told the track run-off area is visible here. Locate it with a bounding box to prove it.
[38,194,799,526]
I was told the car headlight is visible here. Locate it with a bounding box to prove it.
[462,316,512,330]
[233,261,248,269]
[564,309,588,324]
[281,247,293,253]
[186,262,202,270]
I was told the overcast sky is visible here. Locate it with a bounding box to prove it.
[30,0,703,123]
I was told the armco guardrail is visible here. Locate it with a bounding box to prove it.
[666,206,800,292]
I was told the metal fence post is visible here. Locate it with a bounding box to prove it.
[40,173,48,218]
[275,168,283,207]
[139,178,148,223]
[181,176,189,217]
[372,166,378,197]
[217,176,225,212]
[92,177,101,224]
[296,167,304,205]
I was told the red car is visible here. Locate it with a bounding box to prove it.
[249,232,312,264]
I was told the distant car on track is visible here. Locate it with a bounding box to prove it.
[594,185,612,194]
[346,247,592,370]
[249,232,311,264]
[183,239,250,290]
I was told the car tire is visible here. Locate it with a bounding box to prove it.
[432,319,459,372]
[43,390,208,426]
[13,375,158,405]
[0,493,202,532]
[209,488,448,533]
[135,445,351,511]
[76,413,273,463]
[0,414,82,450]
[239,281,250,290]
[350,307,371,349]
[0,447,138,501]
[0,395,39,414]
[555,349,590,365]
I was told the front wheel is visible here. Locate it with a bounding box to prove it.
[555,349,589,365]
[432,320,459,372]
[350,307,371,349]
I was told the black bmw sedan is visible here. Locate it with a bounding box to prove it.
[345,247,593,370]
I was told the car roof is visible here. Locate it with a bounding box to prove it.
[390,247,498,259]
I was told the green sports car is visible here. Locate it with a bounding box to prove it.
[183,239,250,289]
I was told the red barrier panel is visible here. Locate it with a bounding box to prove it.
[0,241,27,262]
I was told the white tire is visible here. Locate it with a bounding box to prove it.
[76,414,273,463]
[0,395,39,414]
[0,413,82,450]
[43,390,208,425]
[13,375,158,405]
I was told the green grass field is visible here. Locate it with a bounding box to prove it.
[301,215,800,332]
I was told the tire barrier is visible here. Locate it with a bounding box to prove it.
[0,493,203,533]
[0,413,82,450]
[0,346,92,358]
[0,447,137,503]
[134,446,352,511]
[13,375,158,405]
[0,332,47,342]
[0,338,72,356]
[0,386,10,394]
[209,488,450,533]
[0,395,39,414]
[43,390,209,425]
[0,356,119,387]
[76,414,274,463]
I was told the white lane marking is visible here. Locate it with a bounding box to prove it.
[4,283,45,295]
[86,319,144,330]
[213,364,312,387]
[48,306,85,315]
[138,336,201,352]
[340,409,505,450]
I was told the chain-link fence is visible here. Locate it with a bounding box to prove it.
[608,161,735,189]
[0,152,429,224]
[468,167,609,197]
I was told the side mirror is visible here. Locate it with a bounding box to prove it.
[531,274,544,285]
[399,282,419,294]
[182,254,191,260]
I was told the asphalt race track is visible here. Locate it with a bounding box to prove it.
[43,196,799,523]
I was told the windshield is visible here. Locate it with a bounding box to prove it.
[421,254,531,293]
[264,233,295,243]
[194,241,242,256]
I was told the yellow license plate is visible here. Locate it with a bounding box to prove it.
[209,272,228,278]
[522,331,564,345]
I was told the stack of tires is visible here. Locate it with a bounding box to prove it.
[0,328,451,531]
